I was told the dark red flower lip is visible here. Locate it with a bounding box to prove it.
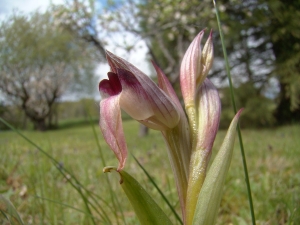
[99,72,122,98]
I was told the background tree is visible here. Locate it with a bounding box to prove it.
[51,0,106,57]
[266,0,300,123]
[53,0,300,126]
[215,0,300,123]
[95,0,276,127]
[118,0,300,125]
[0,11,100,130]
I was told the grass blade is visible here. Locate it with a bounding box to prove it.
[84,103,126,225]
[212,1,256,224]
[34,196,98,219]
[0,117,102,225]
[0,194,24,225]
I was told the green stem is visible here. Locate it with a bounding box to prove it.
[212,1,256,224]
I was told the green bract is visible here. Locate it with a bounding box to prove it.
[103,167,173,225]
[192,110,242,225]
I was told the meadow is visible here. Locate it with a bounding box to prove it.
[0,118,299,225]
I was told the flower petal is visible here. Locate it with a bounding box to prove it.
[100,95,127,171]
[198,30,214,85]
[180,30,205,106]
[152,61,182,109]
[196,78,221,153]
[152,61,192,221]
[186,78,221,225]
[117,68,154,121]
[106,52,180,129]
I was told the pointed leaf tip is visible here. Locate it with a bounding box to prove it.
[105,168,174,225]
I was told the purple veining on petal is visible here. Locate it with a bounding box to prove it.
[196,78,221,155]
[180,30,204,105]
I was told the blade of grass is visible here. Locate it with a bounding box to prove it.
[84,103,126,225]
[38,139,112,223]
[132,154,183,225]
[34,196,99,220]
[0,118,100,225]
[0,194,24,225]
[54,164,111,224]
[212,1,256,224]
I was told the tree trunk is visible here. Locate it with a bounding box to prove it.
[47,106,58,129]
[274,81,300,124]
[22,112,28,129]
[32,118,47,131]
[138,124,149,137]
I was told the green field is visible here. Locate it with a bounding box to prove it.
[0,120,299,224]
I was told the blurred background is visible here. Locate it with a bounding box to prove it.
[0,0,299,131]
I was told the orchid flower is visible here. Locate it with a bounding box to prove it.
[99,29,242,225]
[180,30,222,224]
[99,51,180,170]
[99,51,191,218]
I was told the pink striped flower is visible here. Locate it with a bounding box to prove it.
[99,51,180,171]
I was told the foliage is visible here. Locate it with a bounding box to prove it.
[51,0,106,56]
[0,103,25,130]
[214,0,300,124]
[92,0,300,124]
[0,98,134,131]
[0,11,99,130]
[49,0,300,125]
[220,82,276,128]
[0,195,24,225]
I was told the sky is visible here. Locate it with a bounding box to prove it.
[0,0,149,71]
[0,0,63,19]
[0,0,150,100]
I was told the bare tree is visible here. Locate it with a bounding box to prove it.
[0,11,98,130]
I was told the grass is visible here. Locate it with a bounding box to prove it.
[0,119,299,224]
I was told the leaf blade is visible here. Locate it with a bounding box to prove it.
[104,167,173,225]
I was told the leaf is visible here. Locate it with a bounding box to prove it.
[132,155,183,225]
[192,109,243,225]
[104,167,173,225]
[0,194,24,225]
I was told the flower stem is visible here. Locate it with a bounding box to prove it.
[212,1,256,224]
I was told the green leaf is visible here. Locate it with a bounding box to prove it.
[104,167,173,225]
[192,109,242,225]
[132,154,183,225]
[0,194,24,225]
